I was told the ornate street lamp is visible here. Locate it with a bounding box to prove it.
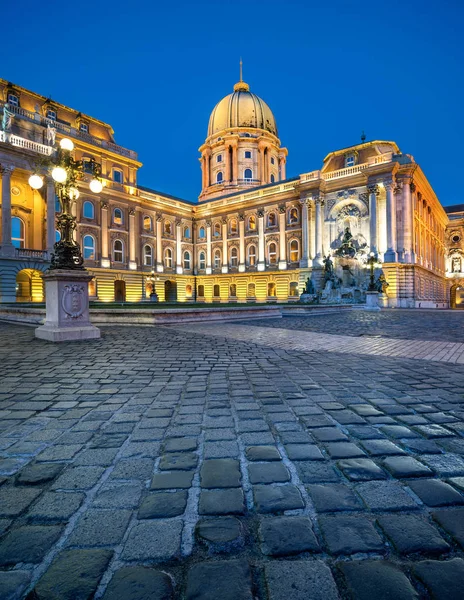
[30,137,102,341]
[29,138,102,269]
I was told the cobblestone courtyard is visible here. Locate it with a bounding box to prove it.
[1,310,464,599]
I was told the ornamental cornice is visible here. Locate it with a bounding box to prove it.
[367,184,380,195]
[161,240,174,250]
[266,234,280,243]
[257,208,265,218]
[278,204,286,214]
[0,164,15,175]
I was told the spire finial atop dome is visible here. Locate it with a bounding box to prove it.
[234,58,250,92]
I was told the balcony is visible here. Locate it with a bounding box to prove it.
[0,130,52,156]
[15,248,49,260]
[300,153,393,183]
[0,102,138,160]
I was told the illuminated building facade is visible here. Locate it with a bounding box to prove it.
[0,75,458,307]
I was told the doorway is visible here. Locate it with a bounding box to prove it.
[114,280,126,302]
[164,280,177,302]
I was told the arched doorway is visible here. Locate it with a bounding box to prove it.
[165,280,177,302]
[114,280,126,302]
[16,269,44,302]
[450,283,464,309]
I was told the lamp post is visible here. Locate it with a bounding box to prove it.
[365,251,381,311]
[147,269,159,302]
[367,251,378,291]
[30,138,102,341]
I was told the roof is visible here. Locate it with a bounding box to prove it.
[137,185,197,205]
[323,140,400,162]
[444,204,464,214]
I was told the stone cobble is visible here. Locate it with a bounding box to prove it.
[0,319,464,598]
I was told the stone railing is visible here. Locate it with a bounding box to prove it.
[300,153,392,183]
[0,102,137,160]
[0,130,53,156]
[15,248,49,260]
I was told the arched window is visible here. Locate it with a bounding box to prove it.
[214,222,221,238]
[248,244,256,266]
[164,247,173,268]
[230,247,238,267]
[164,221,172,235]
[270,174,275,183]
[186,284,193,298]
[11,217,25,248]
[247,283,256,297]
[184,226,191,239]
[230,284,237,297]
[248,215,256,231]
[216,171,223,183]
[83,235,95,260]
[268,282,276,297]
[289,207,299,224]
[83,201,94,219]
[268,212,277,227]
[244,168,253,180]
[112,168,123,183]
[143,244,153,266]
[114,208,123,225]
[213,284,220,298]
[55,230,61,243]
[217,154,223,163]
[199,226,205,238]
[289,282,299,297]
[230,219,238,235]
[143,216,152,231]
[198,285,205,297]
[113,239,124,262]
[268,242,277,264]
[183,251,191,270]
[290,240,299,262]
[199,251,206,270]
[214,249,221,269]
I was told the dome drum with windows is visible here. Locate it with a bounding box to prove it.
[199,64,287,201]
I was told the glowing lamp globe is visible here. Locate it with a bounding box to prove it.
[51,166,67,183]
[60,138,74,151]
[69,187,80,200]
[89,179,103,194]
[29,174,44,190]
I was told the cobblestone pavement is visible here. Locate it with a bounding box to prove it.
[237,309,464,342]
[0,319,464,599]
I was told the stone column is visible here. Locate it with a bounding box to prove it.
[232,145,238,182]
[300,198,310,268]
[100,201,109,267]
[156,213,163,272]
[367,184,379,253]
[206,220,212,275]
[238,213,245,272]
[176,219,183,274]
[222,217,228,273]
[312,196,323,267]
[279,156,286,181]
[46,178,56,254]
[278,205,287,270]
[257,208,265,271]
[384,179,397,262]
[129,208,137,270]
[1,165,15,256]
[404,180,415,263]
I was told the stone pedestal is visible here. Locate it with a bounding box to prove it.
[364,291,381,311]
[149,292,159,302]
[35,270,100,342]
[378,293,389,308]
[299,293,316,304]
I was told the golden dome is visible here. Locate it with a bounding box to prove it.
[207,81,278,138]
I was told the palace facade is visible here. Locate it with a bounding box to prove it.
[0,75,457,307]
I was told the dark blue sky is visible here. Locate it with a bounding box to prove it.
[5,0,462,205]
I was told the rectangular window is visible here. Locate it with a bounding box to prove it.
[47,109,56,120]
[345,155,355,167]
[79,123,89,133]
[245,151,251,159]
[113,169,123,184]
[7,94,18,106]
